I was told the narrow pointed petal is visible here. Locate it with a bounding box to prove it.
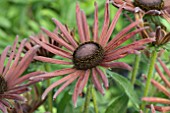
[30,68,76,80]
[81,11,90,41]
[105,19,143,49]
[11,71,44,87]
[42,71,80,100]
[99,2,110,44]
[158,58,170,77]
[95,67,108,88]
[30,36,72,59]
[0,46,10,75]
[101,3,124,46]
[52,18,78,47]
[76,3,86,43]
[6,45,40,82]
[105,27,149,51]
[93,2,98,42]
[104,38,155,62]
[6,87,30,94]
[72,72,85,106]
[41,27,75,52]
[53,73,79,99]
[151,104,156,113]
[142,97,170,104]
[0,103,7,113]
[34,56,72,65]
[100,62,132,71]
[0,94,26,102]
[92,68,104,95]
[151,78,170,97]
[78,70,90,94]
[155,64,170,88]
[0,100,10,108]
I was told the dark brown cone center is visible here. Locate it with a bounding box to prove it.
[134,0,164,11]
[0,76,7,94]
[73,41,104,70]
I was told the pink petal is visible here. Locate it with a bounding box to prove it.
[0,46,10,75]
[105,19,143,50]
[99,2,110,44]
[0,94,26,102]
[0,102,7,113]
[142,97,170,104]
[41,27,75,52]
[101,3,124,46]
[158,58,170,78]
[30,68,76,80]
[42,70,81,100]
[34,56,72,65]
[53,72,80,99]
[92,68,104,95]
[76,3,86,43]
[105,27,149,51]
[100,62,132,71]
[93,2,98,42]
[52,18,78,48]
[95,67,108,88]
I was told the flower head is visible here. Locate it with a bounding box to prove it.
[0,36,43,113]
[30,1,154,106]
[112,0,170,22]
[142,58,170,112]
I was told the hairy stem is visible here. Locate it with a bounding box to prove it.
[141,50,157,110]
[83,84,92,113]
[44,64,53,113]
[91,86,98,113]
[131,54,141,85]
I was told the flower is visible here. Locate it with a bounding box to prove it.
[0,36,43,113]
[142,58,170,112]
[30,1,154,106]
[24,33,60,58]
[8,85,46,113]
[111,0,170,22]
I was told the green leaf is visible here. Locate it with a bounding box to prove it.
[105,93,129,113]
[57,91,72,113]
[107,70,140,109]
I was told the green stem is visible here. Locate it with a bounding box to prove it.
[141,50,158,110]
[131,54,141,85]
[91,86,98,113]
[83,84,92,113]
[44,64,53,113]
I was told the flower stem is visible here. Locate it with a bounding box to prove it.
[131,54,141,85]
[141,50,158,110]
[91,86,98,113]
[83,84,92,113]
[44,64,53,113]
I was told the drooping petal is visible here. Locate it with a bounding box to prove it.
[72,71,85,106]
[100,62,132,71]
[158,58,170,77]
[155,64,170,88]
[30,36,72,59]
[95,67,108,88]
[34,56,72,65]
[142,97,170,104]
[92,68,104,95]
[53,72,80,99]
[42,70,81,100]
[0,102,7,113]
[30,68,76,80]
[0,94,26,102]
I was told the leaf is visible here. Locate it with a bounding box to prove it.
[105,93,129,113]
[57,91,72,113]
[107,70,140,109]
